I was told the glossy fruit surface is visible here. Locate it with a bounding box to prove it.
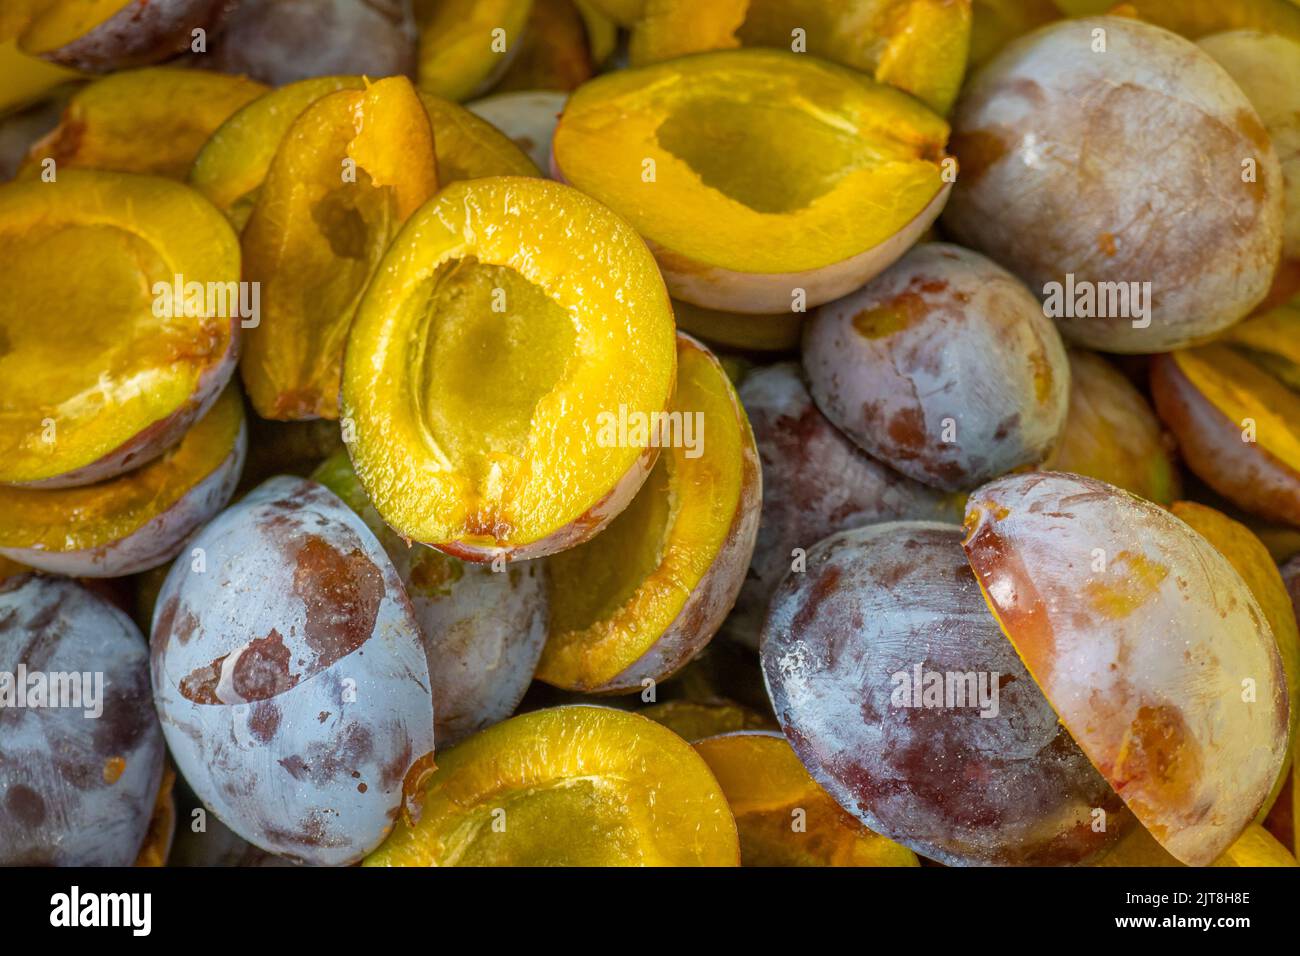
[364,705,740,865]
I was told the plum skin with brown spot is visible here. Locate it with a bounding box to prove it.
[725,361,961,650]
[0,574,165,866]
[943,16,1284,353]
[28,0,234,73]
[150,476,435,867]
[803,242,1070,492]
[761,521,1131,866]
[963,471,1290,865]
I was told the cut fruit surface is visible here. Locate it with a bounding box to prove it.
[629,0,972,115]
[694,731,920,867]
[1053,0,1300,39]
[1151,321,1300,528]
[552,49,952,314]
[342,176,677,560]
[414,0,534,100]
[239,76,438,421]
[962,472,1290,865]
[641,700,775,741]
[0,169,241,487]
[363,705,740,866]
[22,67,266,179]
[190,77,540,232]
[1171,500,1300,818]
[0,386,245,577]
[537,334,761,692]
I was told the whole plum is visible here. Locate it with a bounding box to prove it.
[0,574,165,866]
[761,521,1131,866]
[150,476,435,866]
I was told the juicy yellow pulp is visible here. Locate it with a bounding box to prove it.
[343,176,676,551]
[694,733,920,867]
[19,0,126,51]
[363,706,740,866]
[0,386,242,553]
[553,49,950,274]
[190,79,540,233]
[0,170,240,484]
[414,0,534,101]
[1053,0,1300,41]
[415,258,576,483]
[24,68,267,180]
[630,0,972,115]
[537,336,748,689]
[240,78,438,421]
[1174,343,1300,476]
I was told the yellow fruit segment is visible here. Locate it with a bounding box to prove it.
[240,77,438,421]
[1052,0,1300,40]
[538,336,752,689]
[363,706,740,866]
[342,176,676,555]
[21,68,266,179]
[19,0,127,53]
[627,0,971,115]
[0,386,242,552]
[0,36,80,112]
[190,77,539,232]
[694,732,920,867]
[1099,821,1298,867]
[0,170,240,485]
[642,700,775,741]
[1173,345,1300,477]
[1171,501,1300,818]
[414,0,534,101]
[553,49,951,275]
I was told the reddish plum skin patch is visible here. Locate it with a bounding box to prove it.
[150,476,435,867]
[761,521,1131,866]
[727,362,960,650]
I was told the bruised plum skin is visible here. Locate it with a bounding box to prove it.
[313,453,547,746]
[725,362,960,650]
[150,476,435,866]
[803,243,1069,491]
[761,522,1131,866]
[944,17,1284,352]
[963,472,1290,866]
[202,0,418,86]
[0,575,165,866]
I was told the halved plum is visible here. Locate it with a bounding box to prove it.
[363,705,740,865]
[239,76,438,421]
[19,0,231,72]
[762,520,1132,866]
[0,386,246,577]
[190,76,539,232]
[413,0,533,100]
[694,731,920,867]
[552,49,953,314]
[21,67,266,179]
[627,0,972,115]
[642,700,775,741]
[1150,306,1300,528]
[536,334,761,692]
[963,472,1290,865]
[0,169,240,487]
[342,176,677,560]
